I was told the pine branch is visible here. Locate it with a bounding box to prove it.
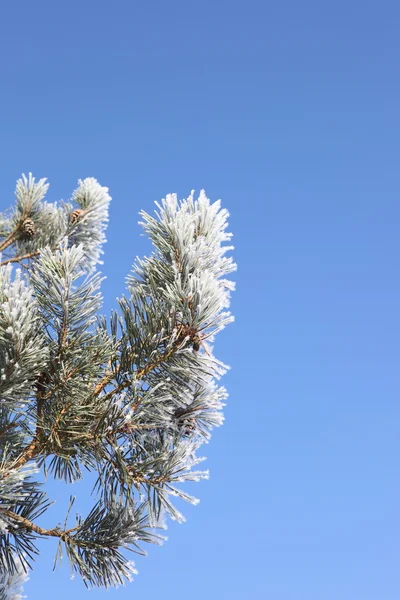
[0,251,40,266]
[0,509,78,539]
[11,439,40,471]
[0,229,19,253]
[93,345,176,400]
[10,384,47,471]
[0,181,235,593]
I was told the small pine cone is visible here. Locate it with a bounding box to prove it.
[21,218,36,238]
[70,208,84,223]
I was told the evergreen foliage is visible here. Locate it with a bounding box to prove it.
[0,175,235,597]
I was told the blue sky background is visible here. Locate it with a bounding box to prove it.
[1,1,400,598]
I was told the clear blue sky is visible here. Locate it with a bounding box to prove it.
[1,1,399,598]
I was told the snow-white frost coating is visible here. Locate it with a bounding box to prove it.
[69,177,111,268]
[0,265,48,404]
[0,555,29,600]
[14,174,49,215]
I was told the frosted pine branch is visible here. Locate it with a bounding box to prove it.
[68,178,111,269]
[0,178,235,597]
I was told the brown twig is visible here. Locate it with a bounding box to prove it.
[93,345,176,403]
[0,508,78,538]
[0,227,20,253]
[48,402,72,445]
[12,389,47,470]
[0,250,40,266]
[11,437,40,470]
[93,371,115,396]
